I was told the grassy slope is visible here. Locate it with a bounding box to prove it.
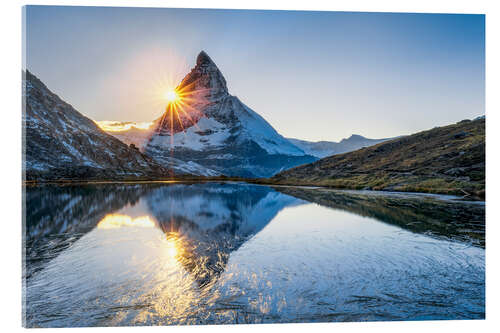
[267,118,485,198]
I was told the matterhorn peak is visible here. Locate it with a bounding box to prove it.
[196,50,214,66]
[178,51,228,101]
[145,51,315,178]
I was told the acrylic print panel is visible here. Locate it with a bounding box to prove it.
[22,5,485,328]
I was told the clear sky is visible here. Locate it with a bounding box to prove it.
[24,6,484,142]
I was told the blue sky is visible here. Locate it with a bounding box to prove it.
[24,6,484,141]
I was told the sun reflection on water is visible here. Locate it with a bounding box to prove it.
[92,213,206,325]
[61,209,286,325]
[97,214,156,229]
[95,214,187,265]
[162,232,185,259]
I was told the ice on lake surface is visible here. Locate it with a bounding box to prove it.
[23,182,485,327]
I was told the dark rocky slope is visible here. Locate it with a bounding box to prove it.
[23,70,173,180]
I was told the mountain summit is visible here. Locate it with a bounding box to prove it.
[145,51,317,177]
[178,50,229,101]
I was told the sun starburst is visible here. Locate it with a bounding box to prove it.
[156,80,210,137]
[164,90,179,103]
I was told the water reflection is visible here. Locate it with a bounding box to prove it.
[24,182,303,327]
[23,182,485,327]
[273,187,485,247]
[24,184,151,280]
[146,184,300,288]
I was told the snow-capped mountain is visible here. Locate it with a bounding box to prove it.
[144,51,317,177]
[288,134,395,158]
[101,121,393,161]
[23,70,217,179]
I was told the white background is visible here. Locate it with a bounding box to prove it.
[1,0,498,332]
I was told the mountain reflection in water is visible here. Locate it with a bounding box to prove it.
[23,182,485,327]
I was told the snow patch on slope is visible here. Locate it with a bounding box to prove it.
[232,98,305,156]
[148,117,231,151]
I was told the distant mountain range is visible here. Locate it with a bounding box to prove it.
[96,121,154,149]
[270,117,485,198]
[287,135,394,158]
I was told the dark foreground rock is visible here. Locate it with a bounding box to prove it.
[23,70,171,181]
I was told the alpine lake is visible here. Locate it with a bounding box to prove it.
[23,181,485,327]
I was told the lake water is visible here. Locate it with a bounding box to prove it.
[23,182,485,327]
